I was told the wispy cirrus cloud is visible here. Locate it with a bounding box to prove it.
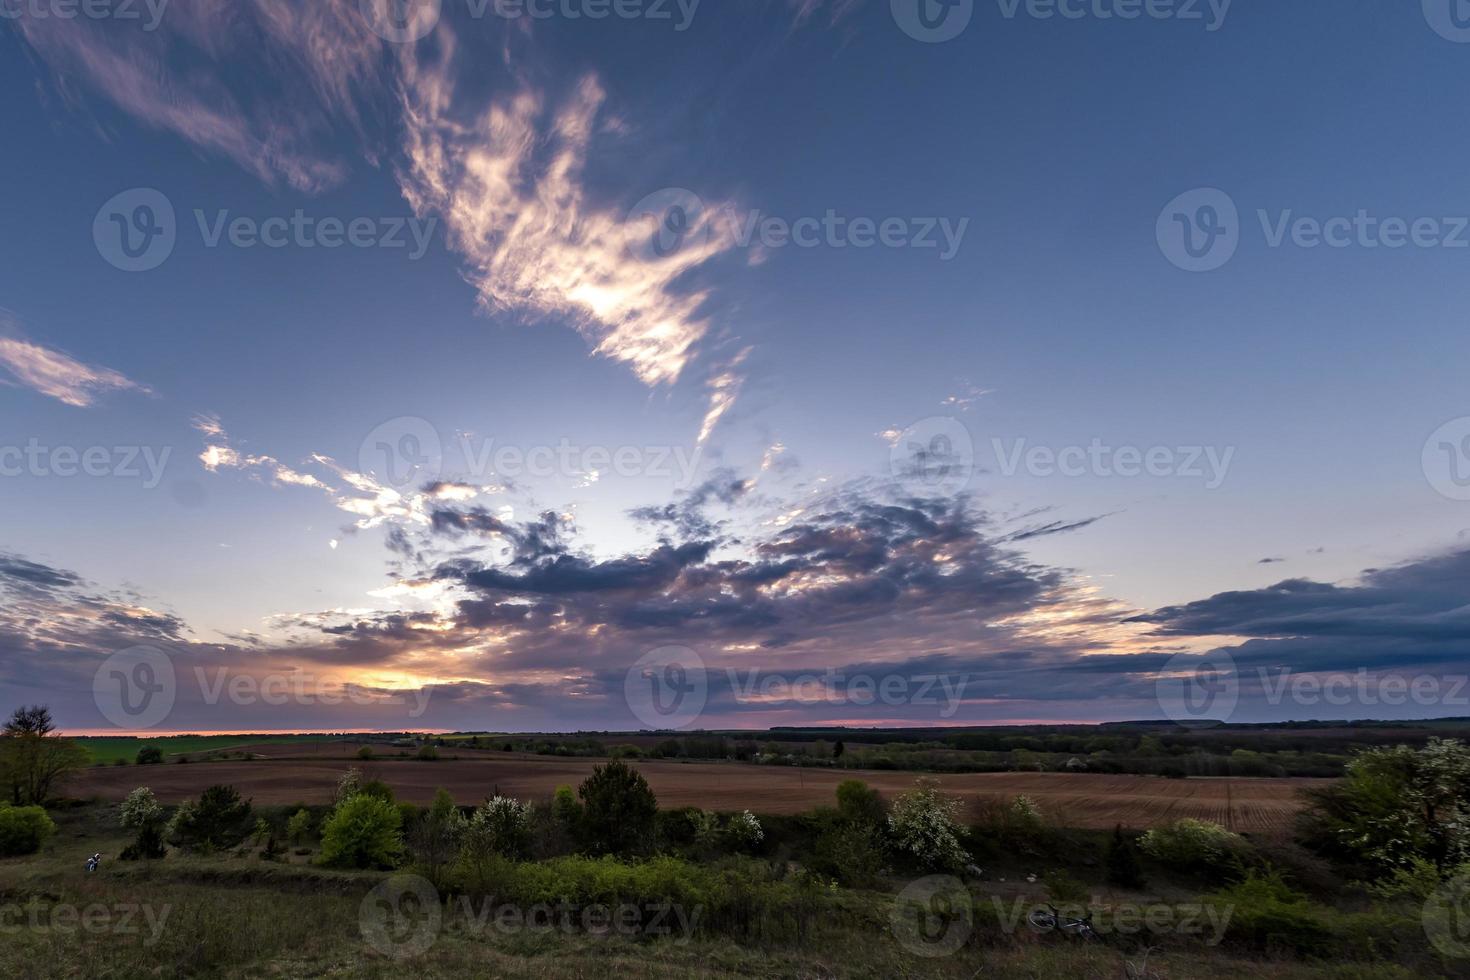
[0,335,150,408]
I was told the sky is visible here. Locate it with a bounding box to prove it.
[1,0,1468,734]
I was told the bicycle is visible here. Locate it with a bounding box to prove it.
[1027,903,1098,941]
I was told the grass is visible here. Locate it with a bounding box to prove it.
[0,803,1461,979]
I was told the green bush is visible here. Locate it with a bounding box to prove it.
[0,803,55,856]
[578,760,657,856]
[286,808,313,845]
[1209,869,1333,956]
[835,779,885,826]
[167,785,253,852]
[810,818,886,886]
[135,746,163,765]
[318,794,404,869]
[1139,818,1249,880]
[887,779,970,872]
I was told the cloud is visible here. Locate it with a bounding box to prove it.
[0,336,150,408]
[394,59,739,394]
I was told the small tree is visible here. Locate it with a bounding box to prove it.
[319,794,404,869]
[136,746,164,765]
[1298,737,1470,876]
[119,787,166,860]
[287,808,313,845]
[412,788,465,886]
[578,760,657,856]
[725,810,764,851]
[887,778,970,872]
[0,705,88,805]
[167,784,253,852]
[836,779,886,826]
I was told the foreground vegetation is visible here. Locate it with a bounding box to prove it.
[5,709,1470,977]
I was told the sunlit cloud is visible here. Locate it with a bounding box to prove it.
[0,335,150,408]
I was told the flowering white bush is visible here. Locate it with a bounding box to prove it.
[335,767,363,803]
[465,795,532,859]
[887,779,970,872]
[726,810,764,849]
[120,786,163,830]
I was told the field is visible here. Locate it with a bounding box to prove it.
[71,734,329,764]
[69,752,1317,835]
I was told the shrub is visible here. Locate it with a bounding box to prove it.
[463,795,531,861]
[135,746,163,765]
[167,785,253,852]
[412,788,465,885]
[725,810,764,851]
[286,808,313,845]
[887,778,970,872]
[835,779,885,826]
[578,760,657,856]
[811,819,886,886]
[1043,869,1089,903]
[356,746,374,760]
[1140,818,1249,879]
[318,793,404,869]
[0,803,54,856]
[416,744,439,761]
[1209,869,1333,956]
[1298,738,1470,877]
[118,787,166,860]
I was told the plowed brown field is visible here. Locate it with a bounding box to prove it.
[70,755,1319,835]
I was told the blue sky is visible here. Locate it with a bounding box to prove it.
[2,0,1468,733]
